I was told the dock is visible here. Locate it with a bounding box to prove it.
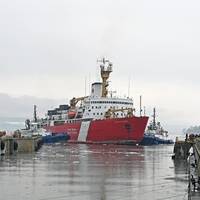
[173,138,193,160]
[173,137,200,199]
[0,136,42,155]
[194,138,200,179]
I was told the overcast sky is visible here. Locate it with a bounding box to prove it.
[1,0,200,133]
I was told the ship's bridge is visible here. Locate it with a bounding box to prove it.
[82,97,134,119]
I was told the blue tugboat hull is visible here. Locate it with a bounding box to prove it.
[140,134,174,146]
[42,133,70,143]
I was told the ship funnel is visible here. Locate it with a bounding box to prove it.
[91,82,102,97]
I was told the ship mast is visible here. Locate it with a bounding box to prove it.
[152,107,156,129]
[98,58,113,97]
[33,105,37,122]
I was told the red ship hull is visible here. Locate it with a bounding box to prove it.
[45,116,148,144]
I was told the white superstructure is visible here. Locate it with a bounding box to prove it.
[47,58,135,122]
[83,96,134,119]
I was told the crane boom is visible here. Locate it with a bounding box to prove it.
[70,96,88,108]
[105,108,134,119]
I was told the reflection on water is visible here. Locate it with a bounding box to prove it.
[0,144,188,200]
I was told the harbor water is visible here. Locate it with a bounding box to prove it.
[0,144,189,200]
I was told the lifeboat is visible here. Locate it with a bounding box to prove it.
[68,110,76,119]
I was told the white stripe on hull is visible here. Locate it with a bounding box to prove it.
[78,121,91,142]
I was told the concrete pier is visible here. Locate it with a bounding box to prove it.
[173,140,193,159]
[194,138,200,179]
[16,137,43,153]
[0,137,15,155]
[176,137,200,199]
[0,136,42,155]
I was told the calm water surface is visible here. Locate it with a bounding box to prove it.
[0,144,188,200]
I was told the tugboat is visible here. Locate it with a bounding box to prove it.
[17,105,46,137]
[140,108,174,145]
[17,106,70,144]
[44,58,149,144]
